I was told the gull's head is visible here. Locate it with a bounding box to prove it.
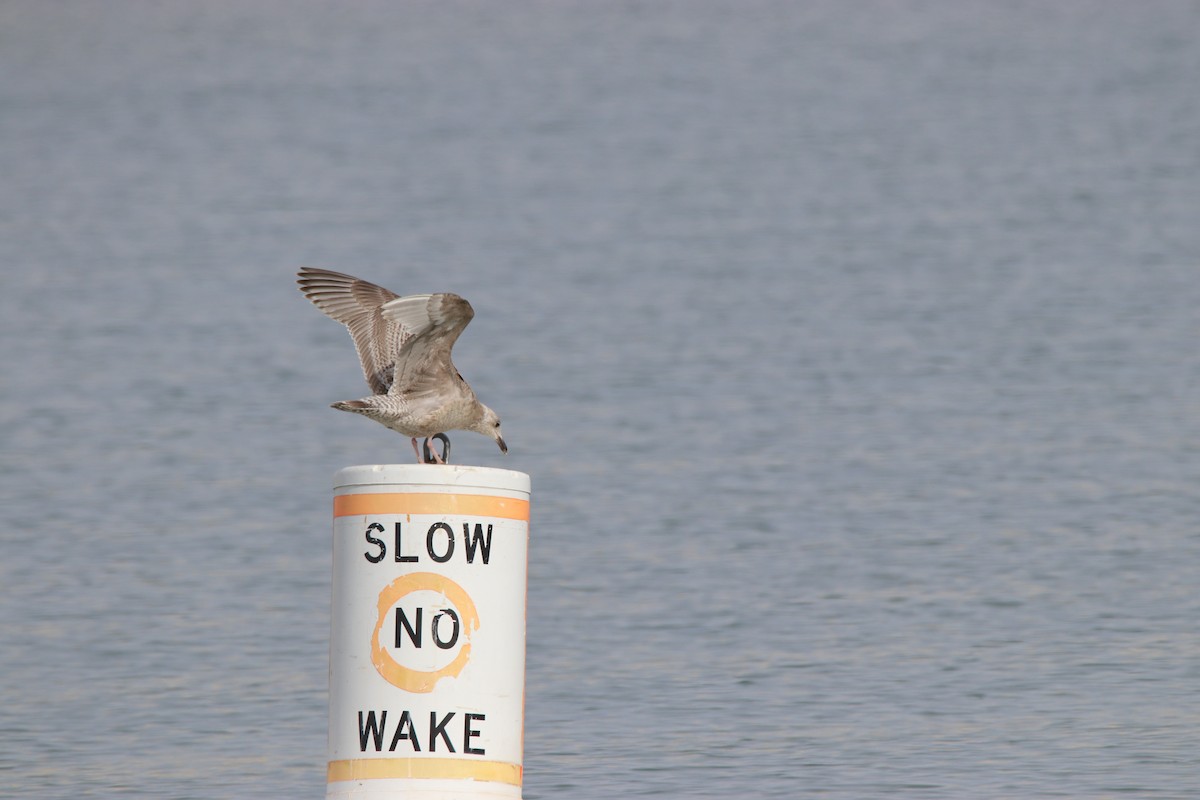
[474,405,508,454]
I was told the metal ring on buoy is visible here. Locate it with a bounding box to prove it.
[422,432,451,464]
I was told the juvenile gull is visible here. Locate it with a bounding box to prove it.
[297,267,507,463]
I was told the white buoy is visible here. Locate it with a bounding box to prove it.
[327,464,531,800]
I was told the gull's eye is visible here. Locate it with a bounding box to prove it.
[494,420,501,428]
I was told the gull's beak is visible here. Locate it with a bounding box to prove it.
[497,435,508,455]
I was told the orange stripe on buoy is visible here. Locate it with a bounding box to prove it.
[333,492,529,520]
[327,757,522,785]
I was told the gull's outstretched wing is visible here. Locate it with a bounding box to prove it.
[381,292,475,400]
[297,267,407,395]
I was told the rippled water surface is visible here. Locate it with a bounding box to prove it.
[2,2,1199,797]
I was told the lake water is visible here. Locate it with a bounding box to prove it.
[1,1,1198,797]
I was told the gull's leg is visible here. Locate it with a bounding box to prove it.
[411,437,422,463]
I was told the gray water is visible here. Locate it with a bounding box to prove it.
[2,2,1199,797]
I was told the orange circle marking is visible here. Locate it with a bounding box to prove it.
[371,572,480,693]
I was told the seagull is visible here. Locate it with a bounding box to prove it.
[297,267,507,463]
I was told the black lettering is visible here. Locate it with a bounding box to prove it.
[463,523,493,564]
[464,713,486,755]
[364,523,385,563]
[394,522,418,563]
[388,710,420,752]
[431,609,460,649]
[395,607,422,648]
[429,711,456,752]
[427,522,454,563]
[358,710,387,751]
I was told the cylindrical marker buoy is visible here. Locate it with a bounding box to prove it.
[327,464,531,800]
